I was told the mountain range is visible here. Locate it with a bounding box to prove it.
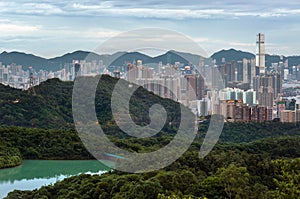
[1,49,300,71]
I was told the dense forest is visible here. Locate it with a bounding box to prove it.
[1,121,300,198]
[0,127,93,169]
[1,76,300,198]
[4,127,300,198]
[1,120,300,198]
[1,120,300,169]
[0,74,183,169]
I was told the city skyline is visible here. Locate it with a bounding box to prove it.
[1,0,300,58]
[3,28,299,124]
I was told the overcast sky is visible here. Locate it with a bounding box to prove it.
[1,0,300,58]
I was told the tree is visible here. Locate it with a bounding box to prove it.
[272,158,300,198]
[217,163,250,199]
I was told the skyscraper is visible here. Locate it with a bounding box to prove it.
[243,58,248,83]
[250,58,256,87]
[256,75,274,108]
[73,61,81,78]
[256,33,265,75]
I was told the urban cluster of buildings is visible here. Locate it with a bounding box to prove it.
[124,61,204,110]
[201,33,299,123]
[1,33,300,123]
[114,33,300,123]
[0,63,33,89]
[0,60,107,90]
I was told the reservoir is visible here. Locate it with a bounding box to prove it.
[0,160,109,198]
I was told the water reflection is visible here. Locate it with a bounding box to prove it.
[0,160,109,198]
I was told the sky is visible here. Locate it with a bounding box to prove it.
[1,0,300,58]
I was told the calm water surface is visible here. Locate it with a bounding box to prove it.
[0,160,109,198]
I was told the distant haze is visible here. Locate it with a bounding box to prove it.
[1,49,300,72]
[1,1,300,57]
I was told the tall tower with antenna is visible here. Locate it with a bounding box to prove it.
[256,33,265,75]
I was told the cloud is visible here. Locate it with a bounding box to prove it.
[0,23,39,33]
[193,37,209,43]
[88,30,122,38]
[229,42,255,47]
[0,1,300,19]
[0,2,64,15]
[70,4,225,19]
[1,0,300,57]
[0,36,47,44]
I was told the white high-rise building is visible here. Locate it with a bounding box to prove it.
[256,33,265,75]
[243,58,248,83]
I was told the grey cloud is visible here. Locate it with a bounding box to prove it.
[1,0,300,19]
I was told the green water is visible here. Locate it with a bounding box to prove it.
[0,160,109,198]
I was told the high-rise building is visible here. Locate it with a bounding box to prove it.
[280,110,296,123]
[218,61,235,86]
[258,86,274,108]
[184,74,205,101]
[236,60,243,82]
[195,74,205,100]
[253,76,260,94]
[141,67,153,79]
[254,73,281,107]
[220,100,244,121]
[271,72,282,99]
[242,105,251,121]
[243,89,257,106]
[127,63,138,82]
[250,58,256,86]
[283,69,289,80]
[199,98,208,116]
[137,60,142,67]
[296,109,300,123]
[227,61,236,82]
[242,58,248,83]
[256,33,265,75]
[73,61,81,78]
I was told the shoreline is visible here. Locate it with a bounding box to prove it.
[0,157,95,170]
[0,162,22,170]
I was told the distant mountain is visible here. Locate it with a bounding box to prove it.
[265,54,300,67]
[0,51,95,71]
[150,50,188,65]
[0,51,49,70]
[48,50,91,66]
[212,49,300,68]
[49,50,90,61]
[211,49,255,65]
[149,50,201,65]
[109,52,152,66]
[265,54,281,68]
[283,56,300,68]
[0,50,206,71]
[1,49,300,71]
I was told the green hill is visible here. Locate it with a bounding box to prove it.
[0,75,181,133]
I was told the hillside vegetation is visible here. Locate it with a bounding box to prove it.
[4,130,300,199]
[1,76,300,198]
[0,75,181,132]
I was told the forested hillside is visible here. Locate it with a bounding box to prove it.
[1,76,300,198]
[5,130,300,198]
[0,75,181,132]
[0,75,182,168]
